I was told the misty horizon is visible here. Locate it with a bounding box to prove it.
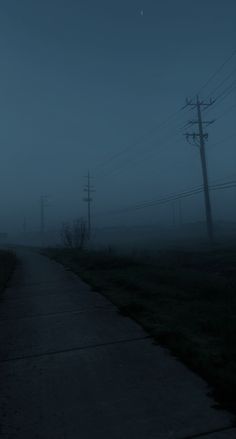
[0,0,235,244]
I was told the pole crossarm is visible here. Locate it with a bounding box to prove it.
[186,120,215,126]
[185,97,216,107]
[185,132,208,140]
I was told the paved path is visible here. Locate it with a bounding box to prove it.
[0,249,235,438]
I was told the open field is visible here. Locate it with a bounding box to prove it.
[45,246,236,413]
[0,249,17,292]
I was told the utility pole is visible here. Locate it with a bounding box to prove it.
[172,202,176,228]
[23,217,27,245]
[178,199,183,227]
[40,195,49,247]
[83,171,95,238]
[185,96,215,244]
[23,217,27,234]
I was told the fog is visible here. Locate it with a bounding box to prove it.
[0,0,235,249]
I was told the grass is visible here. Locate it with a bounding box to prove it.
[45,246,236,414]
[0,249,17,292]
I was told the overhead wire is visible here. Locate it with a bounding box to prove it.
[207,131,236,150]
[91,47,236,223]
[203,79,236,113]
[213,103,236,121]
[196,48,236,95]
[92,106,188,178]
[97,180,236,217]
[205,66,236,99]
[97,121,185,179]
[103,185,205,215]
[93,48,236,179]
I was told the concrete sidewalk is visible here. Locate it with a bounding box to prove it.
[0,249,235,438]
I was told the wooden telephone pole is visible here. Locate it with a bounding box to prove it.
[40,195,49,247]
[185,96,215,244]
[83,171,95,238]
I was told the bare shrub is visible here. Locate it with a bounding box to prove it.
[61,219,89,249]
[61,222,73,248]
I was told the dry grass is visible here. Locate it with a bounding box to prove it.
[0,250,16,292]
[45,246,236,413]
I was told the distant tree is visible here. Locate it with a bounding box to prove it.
[73,218,89,249]
[61,222,73,248]
[61,218,89,249]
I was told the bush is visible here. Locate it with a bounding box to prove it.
[0,250,16,290]
[61,218,89,249]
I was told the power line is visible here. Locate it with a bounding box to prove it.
[205,66,236,99]
[204,80,236,113]
[210,173,236,185]
[92,107,187,178]
[213,103,236,122]
[214,79,236,102]
[207,131,236,150]
[93,50,236,179]
[196,48,236,95]
[96,180,236,217]
[91,49,236,186]
[97,122,184,180]
[102,185,204,215]
[211,180,236,190]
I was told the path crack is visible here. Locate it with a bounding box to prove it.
[0,335,151,363]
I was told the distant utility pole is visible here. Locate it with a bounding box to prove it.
[23,217,27,244]
[172,202,176,228]
[185,96,215,244]
[178,199,183,226]
[83,171,95,238]
[40,195,49,246]
[23,217,27,234]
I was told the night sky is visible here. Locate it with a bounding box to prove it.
[0,0,235,233]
